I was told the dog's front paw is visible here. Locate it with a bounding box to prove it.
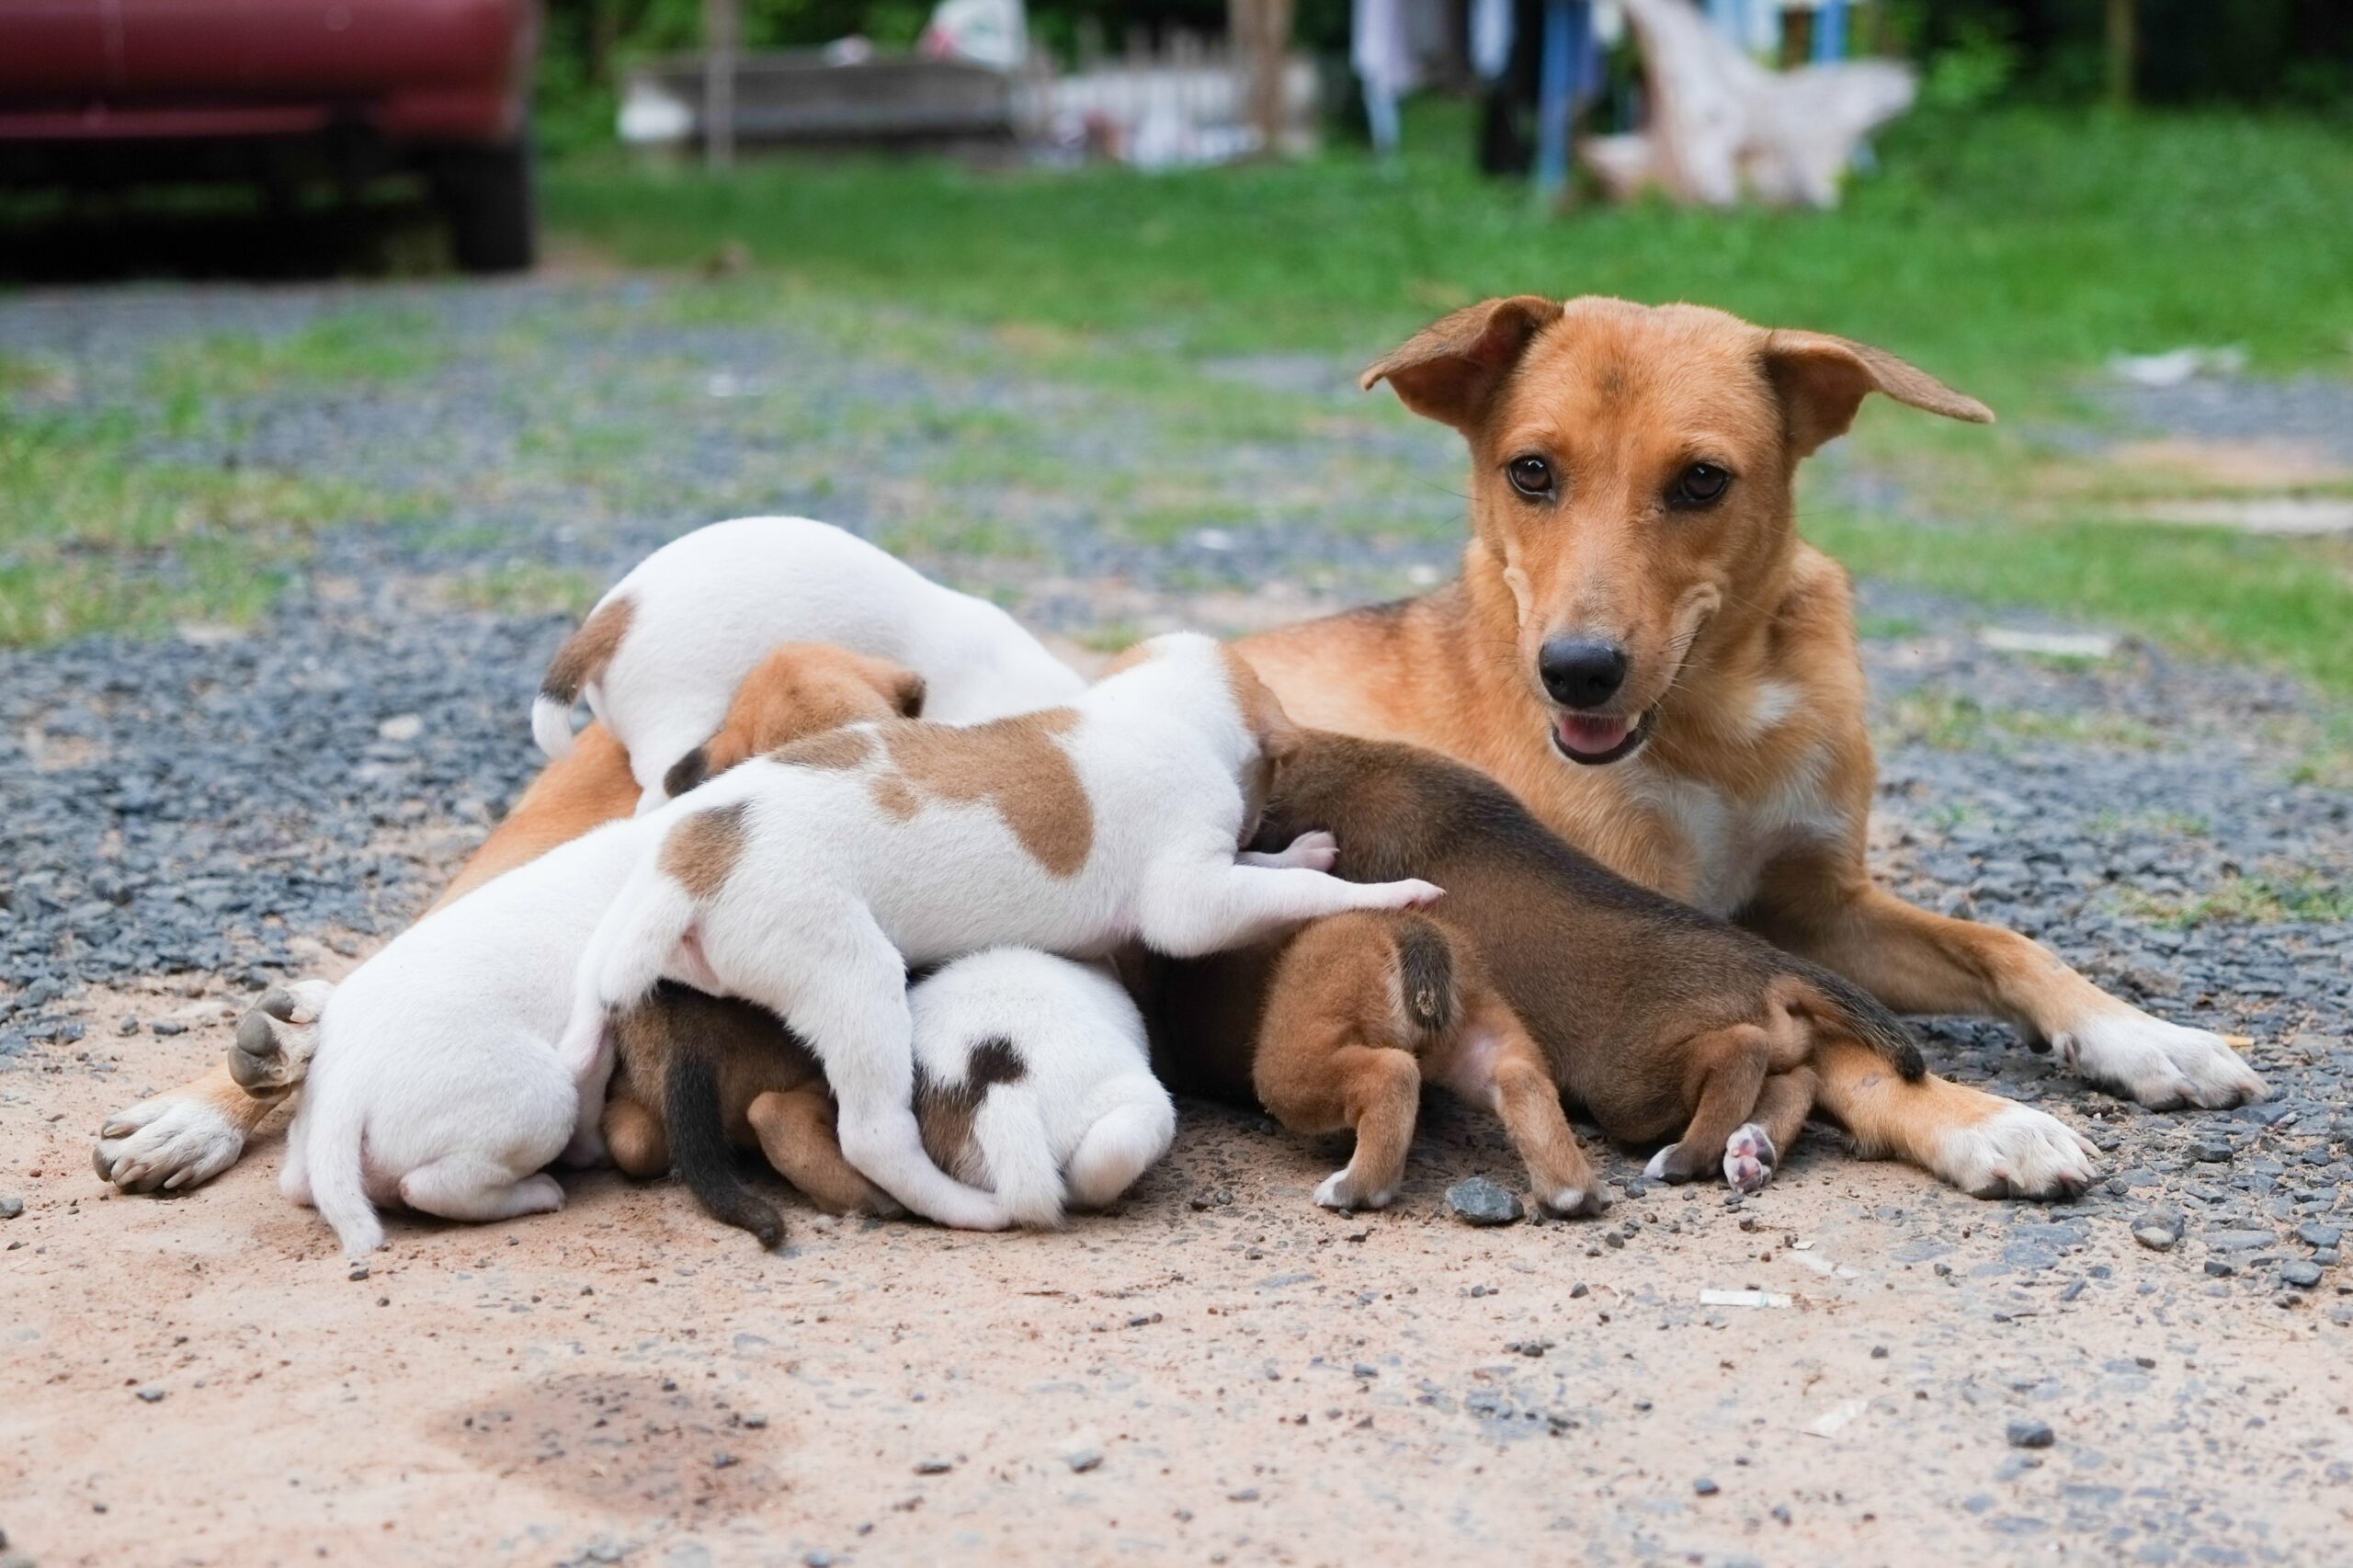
[1314,1168,1395,1211]
[1722,1123,1776,1194]
[94,1094,245,1193]
[2055,1009,2266,1110]
[226,980,334,1099]
[1272,830,1339,871]
[1934,1102,2097,1201]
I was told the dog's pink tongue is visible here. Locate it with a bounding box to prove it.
[1555,714,1633,756]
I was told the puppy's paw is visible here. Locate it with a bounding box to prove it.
[1241,830,1339,871]
[1934,1102,2097,1201]
[1722,1123,1776,1194]
[226,980,334,1099]
[1314,1168,1395,1212]
[1361,878,1444,911]
[94,1094,244,1193]
[1641,1143,1679,1183]
[2055,1009,2265,1110]
[1540,1182,1609,1219]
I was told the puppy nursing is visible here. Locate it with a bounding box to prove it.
[284,644,921,1256]
[559,632,1442,1233]
[532,515,1086,808]
[1156,732,1927,1213]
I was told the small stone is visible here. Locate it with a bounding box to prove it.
[117,1015,140,1035]
[1227,1488,1260,1503]
[0,1197,22,1220]
[135,1385,165,1403]
[914,1458,951,1475]
[804,1553,835,1568]
[348,1261,370,1281]
[2281,1261,2323,1289]
[2132,1225,2177,1252]
[1870,1346,1889,1358]
[2204,1259,2235,1278]
[2006,1419,2054,1449]
[2188,1141,2233,1164]
[711,1451,738,1469]
[150,1020,186,1036]
[1570,1282,1589,1299]
[2298,1221,2342,1249]
[1694,1477,1720,1496]
[1445,1176,1524,1226]
[742,1413,767,1429]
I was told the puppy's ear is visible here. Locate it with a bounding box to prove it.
[663,744,712,798]
[891,669,927,718]
[1360,295,1563,431]
[1763,330,1994,458]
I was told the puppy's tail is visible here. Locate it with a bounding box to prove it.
[531,596,631,759]
[972,1088,1066,1229]
[1779,965,1926,1082]
[557,867,699,1081]
[665,1035,785,1249]
[1389,914,1461,1040]
[301,1064,385,1258]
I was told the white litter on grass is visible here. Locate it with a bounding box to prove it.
[2126,497,2353,537]
[1804,1398,1869,1438]
[1979,628,2119,660]
[377,713,424,743]
[1191,528,1235,551]
[1699,1289,1791,1308]
[2108,346,2246,388]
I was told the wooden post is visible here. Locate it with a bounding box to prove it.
[2106,0,2137,111]
[1229,0,1296,155]
[703,0,739,168]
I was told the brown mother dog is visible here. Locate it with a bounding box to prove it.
[1231,297,2261,1198]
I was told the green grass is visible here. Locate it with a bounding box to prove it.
[2119,869,2353,929]
[0,404,409,645]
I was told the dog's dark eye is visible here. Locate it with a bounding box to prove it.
[1506,455,1554,498]
[1670,462,1732,508]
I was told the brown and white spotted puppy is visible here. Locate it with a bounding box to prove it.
[1231,297,2261,1199]
[1152,732,1996,1215]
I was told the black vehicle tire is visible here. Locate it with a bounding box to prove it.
[438,131,536,274]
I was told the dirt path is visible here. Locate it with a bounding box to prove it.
[4,1001,2347,1568]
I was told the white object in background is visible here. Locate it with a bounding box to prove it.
[1979,629,2119,660]
[619,78,694,144]
[1471,0,1514,79]
[1699,1288,1793,1307]
[2108,346,2248,389]
[922,0,1028,71]
[1353,0,1417,154]
[1804,1397,1869,1437]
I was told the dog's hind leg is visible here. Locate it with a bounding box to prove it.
[601,1094,670,1177]
[1063,1084,1177,1210]
[397,1159,566,1224]
[1724,1066,1816,1193]
[745,1088,900,1217]
[730,902,1009,1230]
[1644,1025,1771,1187]
[1471,997,1608,1218]
[1137,855,1442,958]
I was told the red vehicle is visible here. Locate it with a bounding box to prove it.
[0,0,541,271]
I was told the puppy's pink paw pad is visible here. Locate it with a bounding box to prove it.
[1722,1123,1776,1193]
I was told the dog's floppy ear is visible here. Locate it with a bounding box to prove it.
[1763,330,1994,458]
[1360,295,1563,430]
[664,744,712,798]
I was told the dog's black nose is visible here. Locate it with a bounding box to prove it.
[1538,638,1629,710]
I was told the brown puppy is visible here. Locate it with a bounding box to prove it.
[1233,297,2260,1199]
[1154,733,1939,1213]
[600,983,893,1247]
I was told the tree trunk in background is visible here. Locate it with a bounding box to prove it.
[2106,0,2137,110]
[1230,0,1296,155]
[703,0,739,168]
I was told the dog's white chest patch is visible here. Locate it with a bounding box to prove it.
[1634,748,1841,916]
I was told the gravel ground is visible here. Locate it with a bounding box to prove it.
[2,281,2349,1565]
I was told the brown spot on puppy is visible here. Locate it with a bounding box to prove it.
[776,725,878,775]
[539,595,635,709]
[876,709,1092,877]
[915,1037,1028,1187]
[662,800,751,901]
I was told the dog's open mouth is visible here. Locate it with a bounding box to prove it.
[1551,710,1654,766]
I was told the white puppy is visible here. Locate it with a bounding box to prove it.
[557,632,1444,1232]
[531,515,1086,809]
[283,820,644,1257]
[908,949,1173,1229]
[283,647,918,1258]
